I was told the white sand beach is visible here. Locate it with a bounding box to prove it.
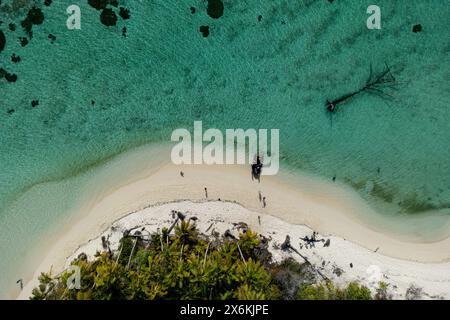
[15,143,450,299]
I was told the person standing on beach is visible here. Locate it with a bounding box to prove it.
[180,171,184,177]
[17,278,23,290]
[204,187,208,199]
[262,197,266,208]
[258,191,262,202]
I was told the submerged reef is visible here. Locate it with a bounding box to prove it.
[0,0,130,88]
[0,67,17,82]
[88,0,115,10]
[0,30,5,52]
[48,33,55,43]
[199,25,210,38]
[412,24,422,33]
[11,53,21,63]
[19,36,28,46]
[0,3,50,85]
[100,8,118,26]
[0,0,34,16]
[207,0,224,19]
[87,0,131,28]
[21,6,45,37]
[119,7,130,20]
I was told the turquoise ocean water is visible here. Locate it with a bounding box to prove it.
[0,1,449,296]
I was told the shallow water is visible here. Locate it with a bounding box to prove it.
[0,0,449,296]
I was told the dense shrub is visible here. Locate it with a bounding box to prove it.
[31,220,376,300]
[297,281,373,300]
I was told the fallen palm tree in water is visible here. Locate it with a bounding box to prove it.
[326,63,397,114]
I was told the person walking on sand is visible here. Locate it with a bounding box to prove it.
[204,187,208,199]
[17,278,23,290]
[258,191,262,202]
[180,171,184,177]
[262,197,266,208]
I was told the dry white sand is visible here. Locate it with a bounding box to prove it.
[15,143,450,299]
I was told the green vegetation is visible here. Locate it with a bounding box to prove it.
[31,219,381,300]
[297,281,372,300]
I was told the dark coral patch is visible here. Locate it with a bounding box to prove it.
[207,0,224,19]
[412,24,422,33]
[19,37,29,47]
[27,7,45,25]
[0,30,5,53]
[6,73,18,82]
[0,67,18,83]
[11,53,21,63]
[100,8,118,26]
[119,7,130,20]
[88,0,117,10]
[48,33,56,43]
[21,7,45,37]
[21,19,32,36]
[190,7,196,14]
[44,0,52,6]
[88,0,109,10]
[9,23,16,31]
[200,25,210,38]
[31,100,39,108]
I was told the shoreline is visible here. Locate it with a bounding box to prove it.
[11,143,450,299]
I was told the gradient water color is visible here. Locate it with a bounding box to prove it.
[0,0,449,296]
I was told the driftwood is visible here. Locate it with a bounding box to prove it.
[114,244,123,267]
[300,231,325,248]
[236,243,247,266]
[233,222,249,232]
[223,229,247,266]
[202,241,212,271]
[167,212,184,236]
[281,235,329,281]
[176,211,186,221]
[224,229,236,240]
[205,223,214,233]
[126,237,138,269]
[101,234,112,254]
[326,63,396,114]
